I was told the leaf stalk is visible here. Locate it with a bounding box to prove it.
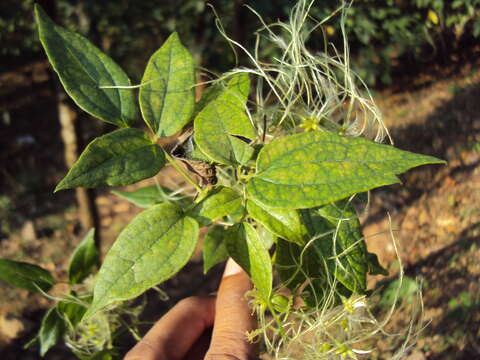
[164,152,203,193]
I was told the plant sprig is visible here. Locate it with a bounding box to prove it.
[0,1,444,358]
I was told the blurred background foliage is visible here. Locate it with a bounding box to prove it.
[1,0,479,84]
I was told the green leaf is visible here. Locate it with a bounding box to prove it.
[247,131,444,209]
[380,277,419,306]
[112,185,167,208]
[318,202,368,292]
[193,83,224,118]
[35,5,137,127]
[256,225,276,250]
[68,228,99,285]
[194,73,250,116]
[112,185,192,208]
[139,32,195,137]
[57,300,86,328]
[0,258,54,293]
[281,202,372,298]
[203,225,229,273]
[246,200,306,245]
[275,239,306,291]
[39,308,65,356]
[55,128,165,191]
[194,74,256,165]
[84,203,199,318]
[225,223,272,301]
[275,238,352,307]
[367,252,389,276]
[188,186,243,226]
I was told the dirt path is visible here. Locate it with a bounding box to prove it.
[364,64,480,359]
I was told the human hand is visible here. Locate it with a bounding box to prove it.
[124,258,257,360]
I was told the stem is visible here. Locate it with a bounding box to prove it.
[164,152,203,193]
[267,303,287,338]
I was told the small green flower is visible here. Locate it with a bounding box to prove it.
[299,117,320,131]
[336,344,355,359]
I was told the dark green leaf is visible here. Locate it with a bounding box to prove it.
[194,74,256,165]
[225,223,272,301]
[247,131,444,209]
[246,200,306,245]
[84,203,199,318]
[275,239,307,291]
[203,225,229,273]
[35,5,137,127]
[318,202,368,292]
[39,308,65,356]
[0,258,54,293]
[290,204,367,294]
[139,32,195,137]
[188,186,243,226]
[68,228,99,285]
[55,128,165,191]
[367,252,389,276]
[57,300,86,328]
[275,238,351,307]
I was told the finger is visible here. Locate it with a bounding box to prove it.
[124,296,216,360]
[184,328,213,360]
[205,259,257,360]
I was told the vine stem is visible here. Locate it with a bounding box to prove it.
[164,152,203,193]
[267,303,287,338]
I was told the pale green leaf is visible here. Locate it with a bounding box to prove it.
[188,186,243,226]
[139,32,195,137]
[39,308,64,356]
[55,128,165,191]
[68,228,99,285]
[112,185,167,208]
[225,223,272,301]
[203,225,229,273]
[0,258,54,293]
[227,204,247,224]
[194,73,250,116]
[247,131,444,209]
[112,185,192,208]
[35,5,137,127]
[246,200,306,245]
[84,203,199,318]
[256,225,276,250]
[194,74,256,165]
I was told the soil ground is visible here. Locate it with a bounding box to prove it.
[0,60,479,359]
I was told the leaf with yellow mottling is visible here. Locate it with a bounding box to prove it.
[247,132,444,209]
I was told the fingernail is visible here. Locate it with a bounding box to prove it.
[223,258,243,278]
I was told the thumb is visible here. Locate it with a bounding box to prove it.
[205,258,257,360]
